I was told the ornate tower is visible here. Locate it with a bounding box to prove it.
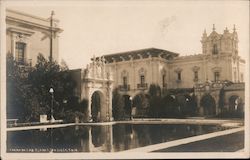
[201,24,238,56]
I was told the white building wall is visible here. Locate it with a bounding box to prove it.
[6,9,62,66]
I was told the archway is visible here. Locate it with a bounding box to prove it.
[132,93,150,118]
[176,94,195,117]
[228,95,243,112]
[200,94,216,116]
[123,95,132,119]
[161,95,179,118]
[91,91,104,122]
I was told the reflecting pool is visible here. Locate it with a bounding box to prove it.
[7,123,233,152]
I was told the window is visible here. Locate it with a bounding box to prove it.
[15,42,26,64]
[177,72,181,81]
[194,71,198,81]
[212,44,218,55]
[162,74,166,87]
[140,75,145,84]
[214,72,220,81]
[123,76,128,86]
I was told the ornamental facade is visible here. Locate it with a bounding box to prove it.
[104,25,245,95]
[101,25,245,116]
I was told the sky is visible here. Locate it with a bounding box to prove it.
[6,0,249,69]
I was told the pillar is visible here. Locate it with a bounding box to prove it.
[196,93,204,116]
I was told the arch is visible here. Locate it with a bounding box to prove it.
[132,93,150,117]
[161,94,179,117]
[90,90,105,122]
[123,94,132,119]
[176,94,195,116]
[200,94,216,116]
[228,95,243,112]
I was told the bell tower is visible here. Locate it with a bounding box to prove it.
[201,24,238,56]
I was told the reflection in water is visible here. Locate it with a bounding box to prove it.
[7,124,231,152]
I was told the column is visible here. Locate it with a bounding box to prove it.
[88,94,92,122]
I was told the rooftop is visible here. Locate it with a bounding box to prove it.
[102,48,179,63]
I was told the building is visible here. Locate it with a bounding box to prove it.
[104,25,245,95]
[6,9,63,120]
[72,25,245,120]
[6,9,63,66]
[101,25,245,117]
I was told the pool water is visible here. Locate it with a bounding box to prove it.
[7,123,233,152]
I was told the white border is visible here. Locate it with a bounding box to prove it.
[1,0,249,159]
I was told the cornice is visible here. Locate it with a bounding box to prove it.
[6,9,60,23]
[7,27,35,36]
[6,16,63,33]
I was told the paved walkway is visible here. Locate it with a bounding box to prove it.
[153,131,244,152]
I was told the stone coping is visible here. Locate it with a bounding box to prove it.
[6,118,243,132]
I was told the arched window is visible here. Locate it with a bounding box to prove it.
[120,70,129,90]
[162,74,166,87]
[138,68,147,89]
[212,44,218,55]
[177,72,181,81]
[192,66,200,82]
[214,71,220,81]
[174,68,182,83]
[194,71,198,82]
[123,76,128,86]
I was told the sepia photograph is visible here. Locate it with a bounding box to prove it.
[0,0,249,159]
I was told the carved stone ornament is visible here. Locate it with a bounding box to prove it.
[15,33,28,43]
[138,68,146,75]
[192,66,200,72]
[121,70,128,78]
[174,67,182,73]
[211,66,222,72]
[161,68,167,75]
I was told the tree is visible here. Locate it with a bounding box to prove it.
[200,94,216,116]
[6,54,30,121]
[62,98,88,123]
[148,84,162,117]
[218,87,225,112]
[26,54,79,121]
[132,93,149,117]
[112,88,125,120]
[188,94,198,116]
[7,53,82,122]
[161,94,179,118]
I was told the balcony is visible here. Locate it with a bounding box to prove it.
[118,84,130,91]
[137,83,148,90]
[17,59,32,67]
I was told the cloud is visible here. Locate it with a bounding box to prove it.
[159,15,177,36]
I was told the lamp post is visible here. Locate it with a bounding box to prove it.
[129,96,133,120]
[49,87,54,152]
[49,87,54,122]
